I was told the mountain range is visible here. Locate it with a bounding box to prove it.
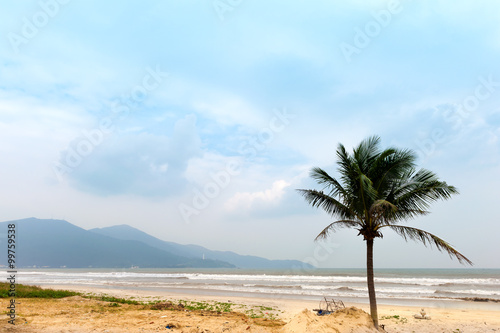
[0,218,313,269]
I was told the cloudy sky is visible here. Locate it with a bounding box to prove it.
[1,0,499,268]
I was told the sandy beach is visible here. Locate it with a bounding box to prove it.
[2,285,500,332]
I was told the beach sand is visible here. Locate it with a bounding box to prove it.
[2,285,500,332]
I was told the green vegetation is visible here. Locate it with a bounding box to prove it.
[0,282,79,298]
[175,299,233,312]
[381,314,408,324]
[381,314,401,319]
[0,283,139,306]
[149,299,280,320]
[298,136,472,329]
[0,283,280,321]
[84,295,141,305]
[241,304,279,319]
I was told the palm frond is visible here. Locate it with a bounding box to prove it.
[391,169,459,220]
[310,167,349,198]
[315,220,362,241]
[378,209,429,225]
[382,225,473,265]
[358,171,377,202]
[372,148,416,193]
[296,189,361,221]
[396,169,459,199]
[336,143,357,185]
[369,200,397,224]
[353,135,381,172]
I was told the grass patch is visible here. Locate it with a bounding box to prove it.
[176,300,232,312]
[149,299,281,321]
[84,295,141,305]
[381,314,408,324]
[0,282,80,299]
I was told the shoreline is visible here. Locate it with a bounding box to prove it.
[13,267,500,309]
[36,282,500,312]
[2,284,500,332]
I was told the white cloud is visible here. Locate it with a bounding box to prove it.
[62,114,201,197]
[0,89,90,133]
[225,179,291,211]
[193,95,262,128]
[153,75,265,129]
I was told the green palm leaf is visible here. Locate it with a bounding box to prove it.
[382,225,472,265]
[296,189,360,221]
[315,220,362,241]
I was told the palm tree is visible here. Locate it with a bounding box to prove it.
[297,136,472,329]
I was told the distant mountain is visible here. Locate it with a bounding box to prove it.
[90,224,315,269]
[0,218,233,268]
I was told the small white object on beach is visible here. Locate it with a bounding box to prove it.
[414,308,431,320]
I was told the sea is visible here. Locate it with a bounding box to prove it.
[8,268,500,310]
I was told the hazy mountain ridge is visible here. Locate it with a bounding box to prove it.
[0,218,233,268]
[0,218,313,269]
[90,224,314,269]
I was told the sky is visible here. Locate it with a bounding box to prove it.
[1,0,499,269]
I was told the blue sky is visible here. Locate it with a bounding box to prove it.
[1,0,499,268]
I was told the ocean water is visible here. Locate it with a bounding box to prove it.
[8,268,500,309]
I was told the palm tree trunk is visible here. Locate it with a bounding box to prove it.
[366,238,379,329]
